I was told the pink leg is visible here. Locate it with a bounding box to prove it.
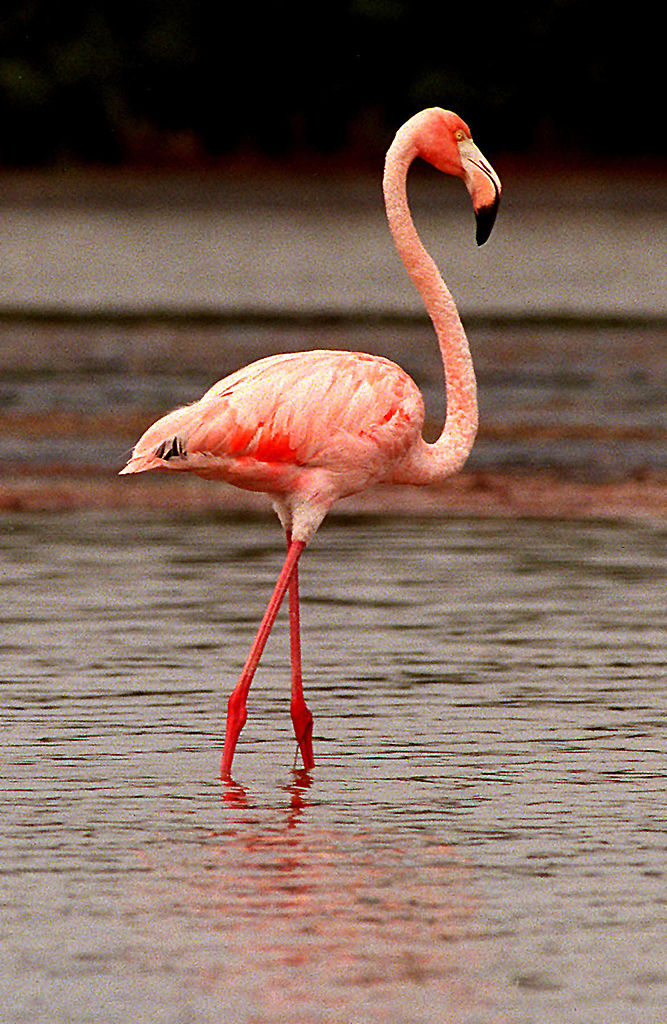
[286,531,315,770]
[221,538,305,778]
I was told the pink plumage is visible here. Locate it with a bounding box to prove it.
[122,350,424,500]
[120,107,501,778]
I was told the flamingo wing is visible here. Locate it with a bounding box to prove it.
[121,350,424,488]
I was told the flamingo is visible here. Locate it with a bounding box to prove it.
[120,107,501,778]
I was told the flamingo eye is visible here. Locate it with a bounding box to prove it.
[455,129,467,142]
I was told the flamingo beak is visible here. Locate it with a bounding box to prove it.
[458,139,501,245]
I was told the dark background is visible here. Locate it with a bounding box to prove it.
[0,0,663,168]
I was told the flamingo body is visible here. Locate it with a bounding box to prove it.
[121,349,424,533]
[121,107,501,777]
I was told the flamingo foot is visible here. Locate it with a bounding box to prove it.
[291,703,315,770]
[220,691,248,779]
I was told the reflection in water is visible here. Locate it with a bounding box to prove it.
[148,770,481,1024]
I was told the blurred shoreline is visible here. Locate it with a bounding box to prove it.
[1,468,664,526]
[1,155,666,201]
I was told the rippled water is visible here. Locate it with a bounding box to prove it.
[1,319,665,482]
[3,510,666,1023]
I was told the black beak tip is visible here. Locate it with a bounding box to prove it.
[475,202,499,246]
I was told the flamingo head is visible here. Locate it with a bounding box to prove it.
[415,108,501,245]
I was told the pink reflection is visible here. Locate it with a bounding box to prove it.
[173,772,488,1020]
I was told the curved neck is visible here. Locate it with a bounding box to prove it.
[383,126,478,482]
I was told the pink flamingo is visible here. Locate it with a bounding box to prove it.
[120,108,501,778]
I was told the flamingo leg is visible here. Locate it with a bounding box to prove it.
[221,538,305,778]
[286,530,315,771]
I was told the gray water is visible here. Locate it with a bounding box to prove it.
[1,170,666,321]
[3,510,666,1024]
[1,319,665,482]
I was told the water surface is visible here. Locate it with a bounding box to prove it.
[1,319,664,484]
[2,511,666,1023]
